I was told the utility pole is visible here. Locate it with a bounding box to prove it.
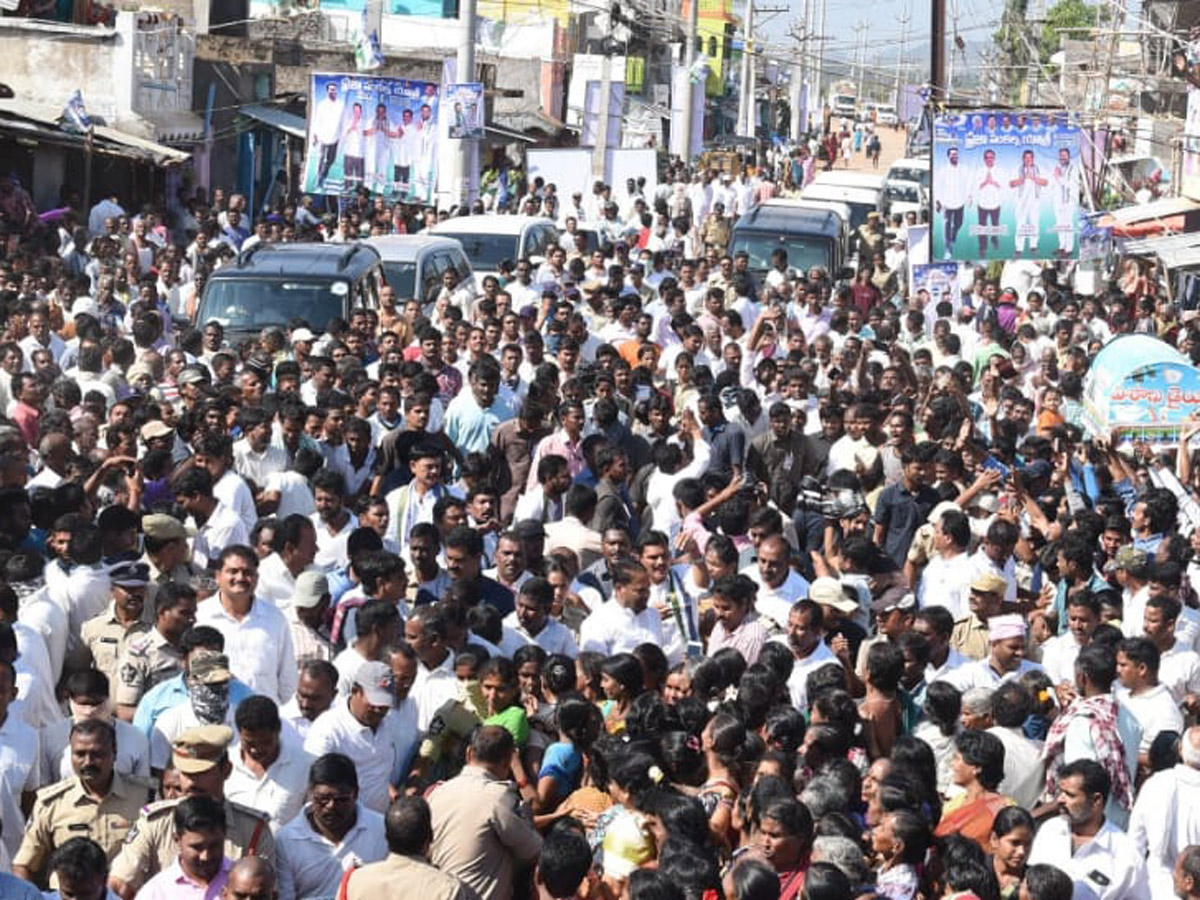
[814,0,826,125]
[454,0,478,204]
[854,20,868,101]
[894,5,910,105]
[931,0,946,104]
[738,0,755,137]
[593,45,614,178]
[679,0,700,162]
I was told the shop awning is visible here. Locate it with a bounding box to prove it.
[0,99,189,165]
[1121,232,1200,268]
[239,104,306,140]
[485,123,538,144]
[1102,196,1200,226]
[140,109,207,144]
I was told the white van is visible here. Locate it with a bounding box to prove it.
[800,183,881,233]
[428,215,560,289]
[885,156,931,190]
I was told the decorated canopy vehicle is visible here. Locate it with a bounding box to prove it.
[1082,333,1200,444]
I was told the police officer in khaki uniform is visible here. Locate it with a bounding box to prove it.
[12,719,152,886]
[107,724,274,900]
[79,562,152,700]
[856,211,886,258]
[951,571,1009,661]
[345,796,473,900]
[114,582,197,721]
[141,513,204,610]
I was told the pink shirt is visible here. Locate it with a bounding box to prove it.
[136,857,232,900]
[526,429,586,488]
[707,612,771,665]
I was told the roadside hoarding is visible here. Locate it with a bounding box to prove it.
[302,72,441,203]
[931,110,1083,263]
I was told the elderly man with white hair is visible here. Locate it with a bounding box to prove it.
[1130,725,1200,898]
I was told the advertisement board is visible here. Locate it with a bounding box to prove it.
[931,110,1083,262]
[444,83,484,140]
[910,262,960,307]
[302,72,440,203]
[1082,334,1200,444]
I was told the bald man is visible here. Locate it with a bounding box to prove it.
[745,535,810,630]
[223,856,277,900]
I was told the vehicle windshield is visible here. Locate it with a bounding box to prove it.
[885,183,921,202]
[381,262,416,298]
[889,166,929,187]
[198,279,345,331]
[730,233,832,273]
[443,233,520,271]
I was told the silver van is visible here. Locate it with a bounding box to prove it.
[366,235,474,304]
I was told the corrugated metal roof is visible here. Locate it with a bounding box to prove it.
[0,98,189,165]
[239,104,307,139]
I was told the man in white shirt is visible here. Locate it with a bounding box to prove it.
[303,661,417,814]
[1143,593,1200,707]
[1041,592,1100,687]
[194,546,297,704]
[310,81,347,188]
[744,535,810,632]
[934,146,968,259]
[916,507,976,621]
[405,605,459,732]
[274,752,387,900]
[226,695,312,828]
[194,434,258,533]
[1115,636,1183,764]
[173,467,250,572]
[776,599,840,712]
[987,681,1044,809]
[1030,758,1148,900]
[640,533,700,667]
[502,578,578,658]
[0,655,39,863]
[1131,726,1200,898]
[233,409,289,488]
[579,558,664,657]
[948,614,1043,692]
[258,516,319,608]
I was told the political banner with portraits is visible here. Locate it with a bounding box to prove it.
[302,72,441,203]
[931,110,1083,263]
[444,83,484,140]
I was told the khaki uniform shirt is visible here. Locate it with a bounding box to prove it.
[346,852,475,900]
[109,797,274,894]
[13,773,152,878]
[81,605,151,701]
[144,557,202,611]
[428,766,542,900]
[114,630,183,709]
[951,613,990,661]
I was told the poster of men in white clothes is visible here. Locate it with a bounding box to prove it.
[932,110,1082,262]
[445,83,484,140]
[303,72,440,203]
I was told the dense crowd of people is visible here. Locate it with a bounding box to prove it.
[0,159,1196,900]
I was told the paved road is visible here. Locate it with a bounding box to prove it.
[832,123,913,174]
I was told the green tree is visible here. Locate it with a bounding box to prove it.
[1040,0,1103,66]
[993,0,1031,102]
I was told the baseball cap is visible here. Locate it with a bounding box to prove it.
[512,519,546,540]
[142,513,189,542]
[355,661,395,706]
[870,586,916,615]
[1021,459,1053,481]
[291,327,316,345]
[188,650,232,685]
[293,570,330,609]
[140,420,174,442]
[173,724,234,774]
[1105,544,1148,575]
[109,561,150,588]
[809,577,857,614]
[177,365,209,386]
